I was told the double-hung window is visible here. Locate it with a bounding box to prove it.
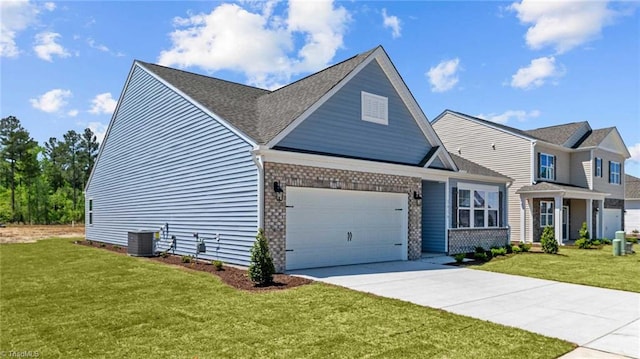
[594,157,602,177]
[609,161,621,184]
[539,153,555,180]
[457,184,500,228]
[540,201,553,227]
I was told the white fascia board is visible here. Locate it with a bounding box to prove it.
[422,146,441,168]
[138,63,257,147]
[254,148,508,184]
[85,61,138,191]
[518,190,608,200]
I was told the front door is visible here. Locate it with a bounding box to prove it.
[562,206,569,242]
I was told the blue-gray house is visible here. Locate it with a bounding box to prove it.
[85,46,511,272]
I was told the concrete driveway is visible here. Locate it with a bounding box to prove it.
[291,260,640,358]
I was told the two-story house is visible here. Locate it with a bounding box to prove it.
[432,110,631,244]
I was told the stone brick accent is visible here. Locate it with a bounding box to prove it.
[263,161,422,272]
[448,228,509,254]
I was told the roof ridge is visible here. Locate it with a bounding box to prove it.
[525,121,587,132]
[136,60,270,92]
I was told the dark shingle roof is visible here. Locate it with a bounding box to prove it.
[516,181,606,196]
[524,122,587,146]
[449,152,511,180]
[139,47,376,144]
[626,174,640,199]
[576,128,614,148]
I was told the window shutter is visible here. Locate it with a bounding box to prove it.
[537,152,541,179]
[608,160,612,183]
[451,187,458,228]
[553,155,556,181]
[498,191,504,227]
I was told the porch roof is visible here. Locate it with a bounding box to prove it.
[516,181,608,200]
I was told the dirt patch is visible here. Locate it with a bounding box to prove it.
[0,225,85,244]
[77,240,312,292]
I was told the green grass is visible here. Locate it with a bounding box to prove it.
[1,239,574,358]
[476,245,640,293]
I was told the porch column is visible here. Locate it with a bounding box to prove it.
[554,195,562,245]
[520,196,526,243]
[586,200,593,240]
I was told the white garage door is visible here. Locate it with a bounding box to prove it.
[285,187,408,270]
[603,208,622,239]
[625,200,640,233]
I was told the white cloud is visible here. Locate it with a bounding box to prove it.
[44,2,55,11]
[426,58,460,93]
[89,93,117,115]
[509,0,615,54]
[510,56,562,89]
[87,122,108,143]
[158,0,350,89]
[476,110,541,125]
[628,143,640,163]
[29,89,72,113]
[33,32,70,61]
[0,0,39,58]
[87,38,109,52]
[382,8,401,38]
[67,109,79,117]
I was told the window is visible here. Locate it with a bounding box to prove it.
[457,185,500,228]
[539,153,555,180]
[595,157,602,177]
[361,91,388,125]
[540,201,554,227]
[609,161,621,184]
[89,199,93,225]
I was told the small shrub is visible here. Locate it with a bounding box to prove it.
[519,242,531,252]
[212,260,224,271]
[578,222,590,241]
[575,238,591,249]
[88,240,93,245]
[632,229,639,234]
[591,240,601,246]
[601,238,612,245]
[491,247,507,256]
[160,251,169,258]
[454,253,466,263]
[181,255,192,263]
[474,252,488,262]
[505,244,513,254]
[248,229,275,285]
[113,245,121,250]
[512,245,522,254]
[626,237,639,244]
[540,226,558,254]
[485,249,493,261]
[475,246,486,254]
[99,243,106,248]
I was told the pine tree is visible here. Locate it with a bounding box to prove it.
[248,229,276,285]
[540,226,558,254]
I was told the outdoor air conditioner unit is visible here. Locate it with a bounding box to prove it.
[127,231,155,257]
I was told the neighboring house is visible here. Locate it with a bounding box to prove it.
[85,46,509,272]
[625,174,640,233]
[432,110,631,244]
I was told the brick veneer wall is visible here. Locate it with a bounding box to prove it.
[448,228,509,254]
[263,161,422,272]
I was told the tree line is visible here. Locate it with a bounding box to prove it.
[0,116,99,224]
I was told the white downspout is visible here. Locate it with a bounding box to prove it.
[251,150,265,230]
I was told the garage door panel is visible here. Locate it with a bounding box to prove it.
[603,208,622,239]
[285,187,408,270]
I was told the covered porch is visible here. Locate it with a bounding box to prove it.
[516,182,608,244]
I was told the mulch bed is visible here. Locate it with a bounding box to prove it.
[76,240,312,292]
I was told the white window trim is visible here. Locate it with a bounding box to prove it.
[595,157,602,177]
[539,153,555,180]
[540,200,554,228]
[457,183,500,229]
[609,161,621,185]
[361,91,388,125]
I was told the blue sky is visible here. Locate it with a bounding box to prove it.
[1,0,639,176]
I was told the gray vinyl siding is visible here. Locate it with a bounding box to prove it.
[534,144,570,184]
[592,148,625,199]
[276,60,432,164]
[433,112,532,242]
[85,65,259,267]
[421,180,446,252]
[570,150,592,189]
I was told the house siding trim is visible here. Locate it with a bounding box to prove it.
[263,161,422,272]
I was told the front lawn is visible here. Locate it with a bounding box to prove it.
[476,244,640,293]
[0,239,573,358]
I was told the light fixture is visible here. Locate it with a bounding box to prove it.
[595,207,599,212]
[491,143,496,150]
[413,191,422,200]
[273,181,284,202]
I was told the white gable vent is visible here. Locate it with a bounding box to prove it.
[361,91,388,125]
